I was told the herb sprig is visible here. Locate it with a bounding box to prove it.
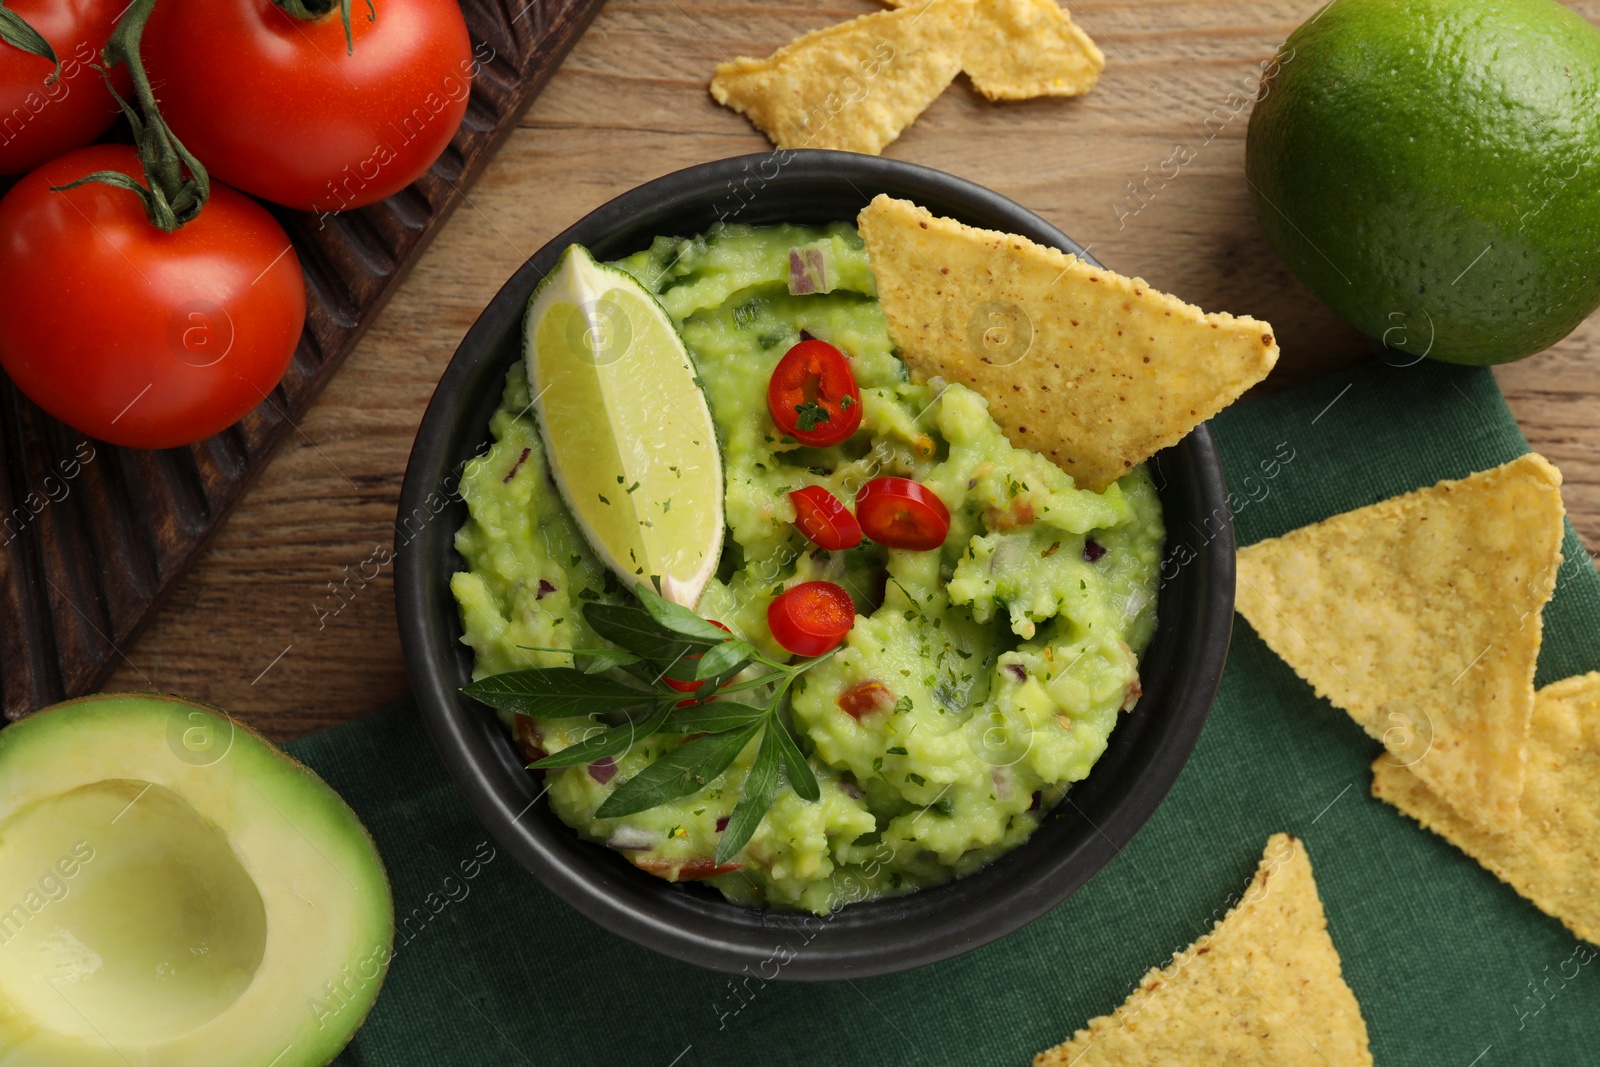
[463,586,828,864]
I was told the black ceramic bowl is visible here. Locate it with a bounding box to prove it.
[396,151,1234,980]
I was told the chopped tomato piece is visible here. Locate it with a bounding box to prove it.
[837,681,896,718]
[513,715,547,764]
[767,339,862,447]
[789,485,863,551]
[634,857,744,881]
[856,477,951,551]
[985,499,1036,531]
[767,581,855,658]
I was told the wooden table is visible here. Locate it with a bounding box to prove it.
[106,0,1600,740]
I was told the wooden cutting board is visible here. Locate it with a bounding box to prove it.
[0,0,606,721]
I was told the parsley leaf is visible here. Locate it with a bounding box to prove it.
[769,711,820,802]
[463,668,650,718]
[597,722,762,818]
[659,702,769,734]
[530,703,669,769]
[793,401,832,432]
[468,590,843,866]
[716,726,782,864]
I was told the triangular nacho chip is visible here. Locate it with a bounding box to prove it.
[709,0,969,155]
[1372,671,1600,945]
[1035,834,1372,1067]
[961,0,1103,99]
[857,195,1279,491]
[1236,454,1566,829]
[879,0,1105,99]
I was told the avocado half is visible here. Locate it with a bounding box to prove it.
[0,694,393,1066]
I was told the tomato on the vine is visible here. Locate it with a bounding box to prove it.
[767,339,863,447]
[856,477,951,551]
[0,144,306,449]
[789,485,862,551]
[141,0,475,212]
[0,0,129,175]
[767,581,856,658]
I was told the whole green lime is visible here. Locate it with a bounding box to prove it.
[1247,0,1600,365]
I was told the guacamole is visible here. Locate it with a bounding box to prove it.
[451,222,1165,914]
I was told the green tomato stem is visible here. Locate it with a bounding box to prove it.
[48,0,208,233]
[272,0,374,55]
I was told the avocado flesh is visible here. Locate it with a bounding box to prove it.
[0,695,392,1066]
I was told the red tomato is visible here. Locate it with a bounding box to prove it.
[141,0,474,212]
[767,340,863,447]
[663,620,732,693]
[767,581,855,658]
[0,0,128,175]
[0,145,306,449]
[856,477,951,551]
[789,485,863,551]
[634,857,744,882]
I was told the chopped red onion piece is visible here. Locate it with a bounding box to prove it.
[838,776,865,800]
[1083,537,1107,562]
[788,247,828,295]
[503,446,531,483]
[536,579,556,600]
[588,756,617,784]
[715,816,730,833]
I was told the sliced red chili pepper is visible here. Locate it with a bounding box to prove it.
[855,476,951,551]
[663,619,733,692]
[767,580,856,658]
[766,339,863,447]
[789,485,863,551]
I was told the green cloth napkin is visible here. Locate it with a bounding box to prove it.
[295,358,1600,1066]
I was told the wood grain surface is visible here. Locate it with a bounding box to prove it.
[104,0,1600,740]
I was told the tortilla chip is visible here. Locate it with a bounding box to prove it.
[856,195,1279,491]
[1035,834,1372,1067]
[961,0,1103,99]
[1372,672,1600,945]
[880,0,1104,98]
[1236,454,1565,829]
[709,0,969,155]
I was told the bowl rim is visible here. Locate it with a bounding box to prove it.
[395,150,1234,980]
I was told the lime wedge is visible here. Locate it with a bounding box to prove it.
[525,244,724,606]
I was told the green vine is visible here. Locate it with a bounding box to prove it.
[0,1,59,82]
[50,0,208,233]
[273,0,376,55]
